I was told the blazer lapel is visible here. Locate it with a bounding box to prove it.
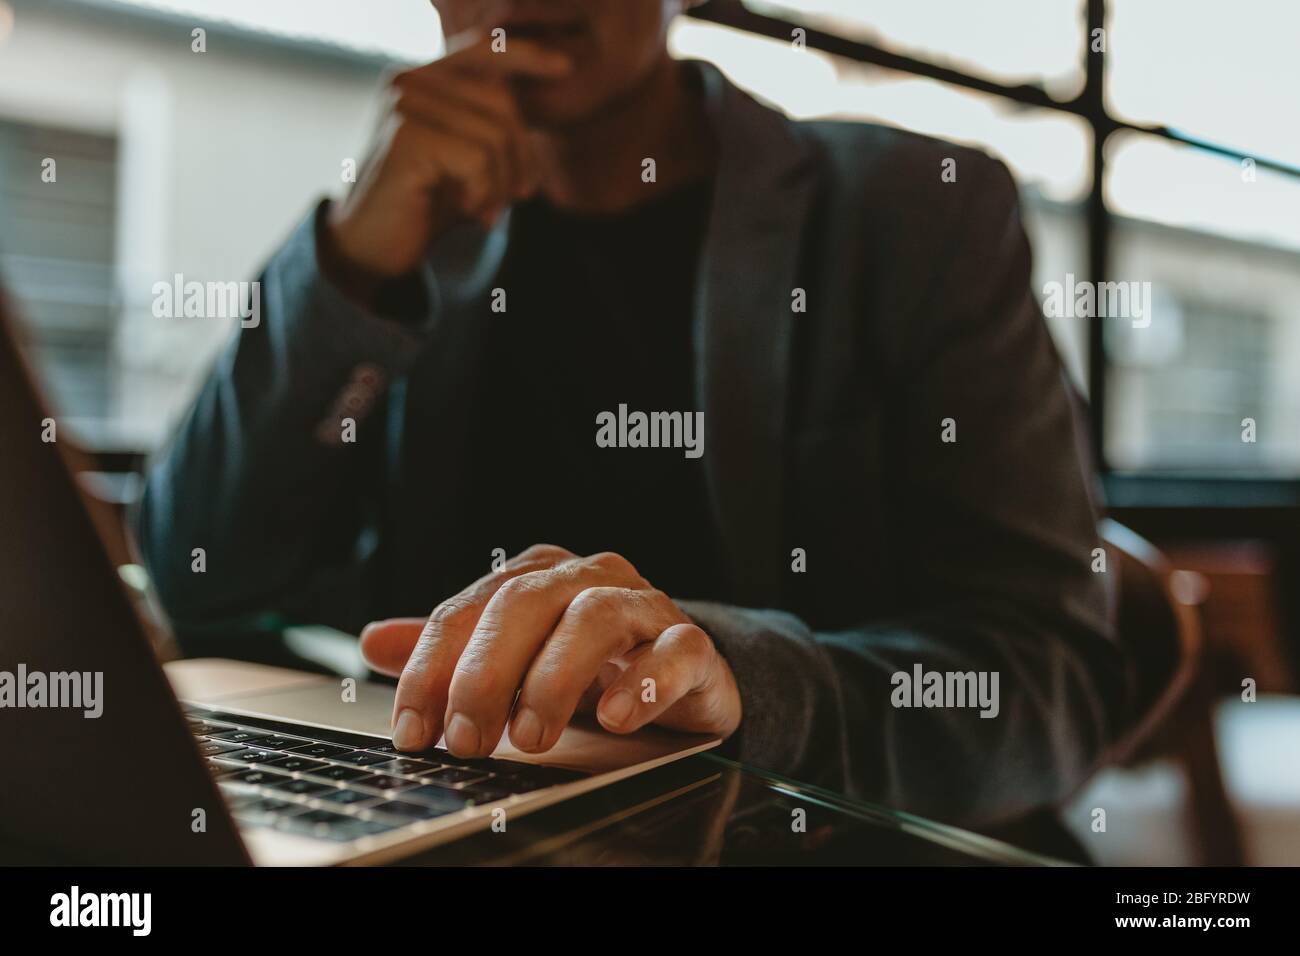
[692,62,819,606]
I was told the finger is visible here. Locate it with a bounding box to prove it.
[509,588,687,753]
[403,131,503,219]
[392,88,528,213]
[410,36,575,82]
[575,660,624,716]
[409,88,540,207]
[390,544,573,751]
[596,623,725,735]
[442,552,646,756]
[376,119,509,224]
[391,69,519,121]
[359,617,425,676]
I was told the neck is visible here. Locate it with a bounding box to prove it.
[533,58,715,215]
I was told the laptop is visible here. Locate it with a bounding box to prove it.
[0,286,719,866]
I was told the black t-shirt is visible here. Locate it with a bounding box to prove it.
[463,179,729,601]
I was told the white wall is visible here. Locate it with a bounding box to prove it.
[0,0,391,446]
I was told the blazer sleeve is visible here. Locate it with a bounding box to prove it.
[133,201,439,631]
[680,157,1128,828]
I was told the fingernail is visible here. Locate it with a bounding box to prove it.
[512,707,544,751]
[445,712,481,755]
[392,708,424,751]
[600,690,635,728]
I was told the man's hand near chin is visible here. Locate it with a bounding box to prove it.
[359,545,742,756]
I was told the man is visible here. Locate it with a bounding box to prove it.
[136,0,1127,827]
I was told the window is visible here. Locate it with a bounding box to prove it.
[687,0,1300,496]
[1107,0,1300,169]
[0,118,118,421]
[743,0,1088,93]
[669,15,1093,386]
[1104,133,1300,476]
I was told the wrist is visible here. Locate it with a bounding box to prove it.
[315,203,433,321]
[317,202,390,306]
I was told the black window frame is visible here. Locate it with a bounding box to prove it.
[687,0,1300,515]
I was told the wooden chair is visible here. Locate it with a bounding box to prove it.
[1100,519,1242,864]
[988,521,1231,863]
[1101,519,1202,763]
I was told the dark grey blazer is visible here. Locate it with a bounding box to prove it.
[136,61,1128,827]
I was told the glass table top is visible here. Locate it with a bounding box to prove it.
[399,751,1070,867]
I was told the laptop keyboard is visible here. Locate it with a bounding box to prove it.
[185,706,586,844]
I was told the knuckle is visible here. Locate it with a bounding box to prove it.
[647,662,685,699]
[495,570,547,602]
[518,671,565,715]
[642,588,674,612]
[589,551,635,578]
[518,543,570,564]
[430,597,475,629]
[449,656,500,702]
[666,623,713,661]
[397,645,437,687]
[568,586,621,620]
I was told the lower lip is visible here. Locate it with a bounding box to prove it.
[508,23,587,48]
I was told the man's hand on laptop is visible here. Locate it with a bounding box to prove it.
[359,545,742,756]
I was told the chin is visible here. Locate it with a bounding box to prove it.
[512,80,606,130]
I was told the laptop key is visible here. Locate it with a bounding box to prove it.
[289,814,397,842]
[224,791,265,811]
[199,741,244,757]
[208,728,272,744]
[356,774,418,793]
[424,751,495,770]
[251,735,313,751]
[265,756,330,773]
[404,784,473,811]
[461,784,514,805]
[190,721,232,736]
[225,747,279,764]
[419,766,490,787]
[372,758,442,775]
[332,750,394,766]
[278,809,358,836]
[267,778,331,796]
[307,764,371,782]
[319,788,378,807]
[348,818,403,836]
[244,797,297,814]
[229,768,292,786]
[207,759,244,779]
[371,799,460,820]
[295,809,358,826]
[283,742,352,758]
